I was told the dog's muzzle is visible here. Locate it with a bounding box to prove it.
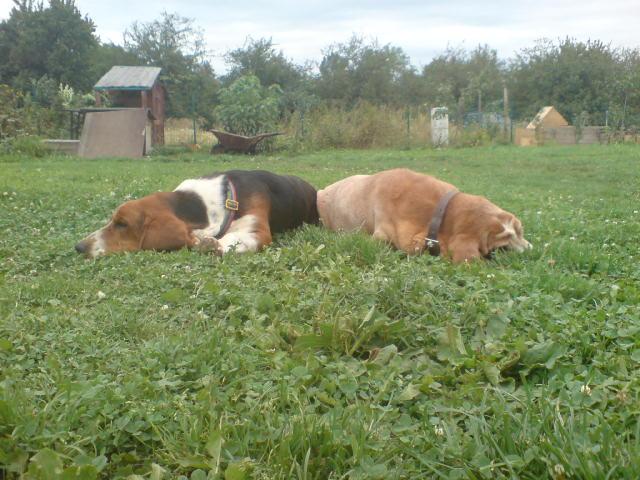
[74,230,104,258]
[75,240,89,254]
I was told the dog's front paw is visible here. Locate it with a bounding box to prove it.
[195,236,223,256]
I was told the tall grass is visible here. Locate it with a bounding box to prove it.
[164,118,216,148]
[164,104,433,152]
[280,102,431,150]
[164,105,518,153]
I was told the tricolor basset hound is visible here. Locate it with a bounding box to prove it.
[75,170,319,258]
[317,168,531,263]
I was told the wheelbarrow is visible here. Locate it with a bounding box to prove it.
[209,129,282,154]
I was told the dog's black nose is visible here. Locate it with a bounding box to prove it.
[75,242,87,254]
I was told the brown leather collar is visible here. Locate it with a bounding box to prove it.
[425,190,459,256]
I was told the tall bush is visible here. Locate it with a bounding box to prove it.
[214,75,281,136]
[0,79,94,140]
[0,84,23,138]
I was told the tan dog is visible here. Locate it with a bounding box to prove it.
[317,168,531,263]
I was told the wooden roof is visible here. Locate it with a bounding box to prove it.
[94,66,162,91]
[526,106,569,129]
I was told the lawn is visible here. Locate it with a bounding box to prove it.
[1,145,639,479]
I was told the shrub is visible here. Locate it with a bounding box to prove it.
[450,125,493,147]
[30,75,60,107]
[1,79,96,142]
[0,135,51,157]
[214,75,281,136]
[0,84,25,139]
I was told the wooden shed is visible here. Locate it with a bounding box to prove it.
[515,106,604,146]
[94,66,165,146]
[526,106,569,129]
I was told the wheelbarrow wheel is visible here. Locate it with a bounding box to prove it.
[211,143,226,154]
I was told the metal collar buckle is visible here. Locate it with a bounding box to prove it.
[225,199,239,211]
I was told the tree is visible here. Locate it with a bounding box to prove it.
[422,45,504,115]
[224,37,316,117]
[508,38,618,123]
[178,62,220,126]
[123,12,218,118]
[214,75,280,136]
[613,48,640,128]
[0,0,98,91]
[317,36,412,106]
[356,41,410,105]
[396,68,428,106]
[91,42,144,83]
[124,12,208,70]
[224,38,303,90]
[465,46,504,112]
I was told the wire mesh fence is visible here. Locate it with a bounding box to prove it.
[161,109,640,152]
[164,118,216,146]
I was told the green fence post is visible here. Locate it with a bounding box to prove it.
[406,107,411,147]
[191,92,197,145]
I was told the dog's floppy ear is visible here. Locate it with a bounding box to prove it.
[480,216,511,256]
[140,213,195,251]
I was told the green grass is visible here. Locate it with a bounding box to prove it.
[1,145,640,479]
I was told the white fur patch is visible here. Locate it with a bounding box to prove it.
[80,175,254,258]
[218,214,260,253]
[175,177,261,255]
[174,176,226,236]
[86,228,106,258]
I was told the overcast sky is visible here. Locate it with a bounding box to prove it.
[1,0,638,73]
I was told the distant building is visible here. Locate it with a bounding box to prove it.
[94,66,165,146]
[526,106,568,129]
[515,106,604,146]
